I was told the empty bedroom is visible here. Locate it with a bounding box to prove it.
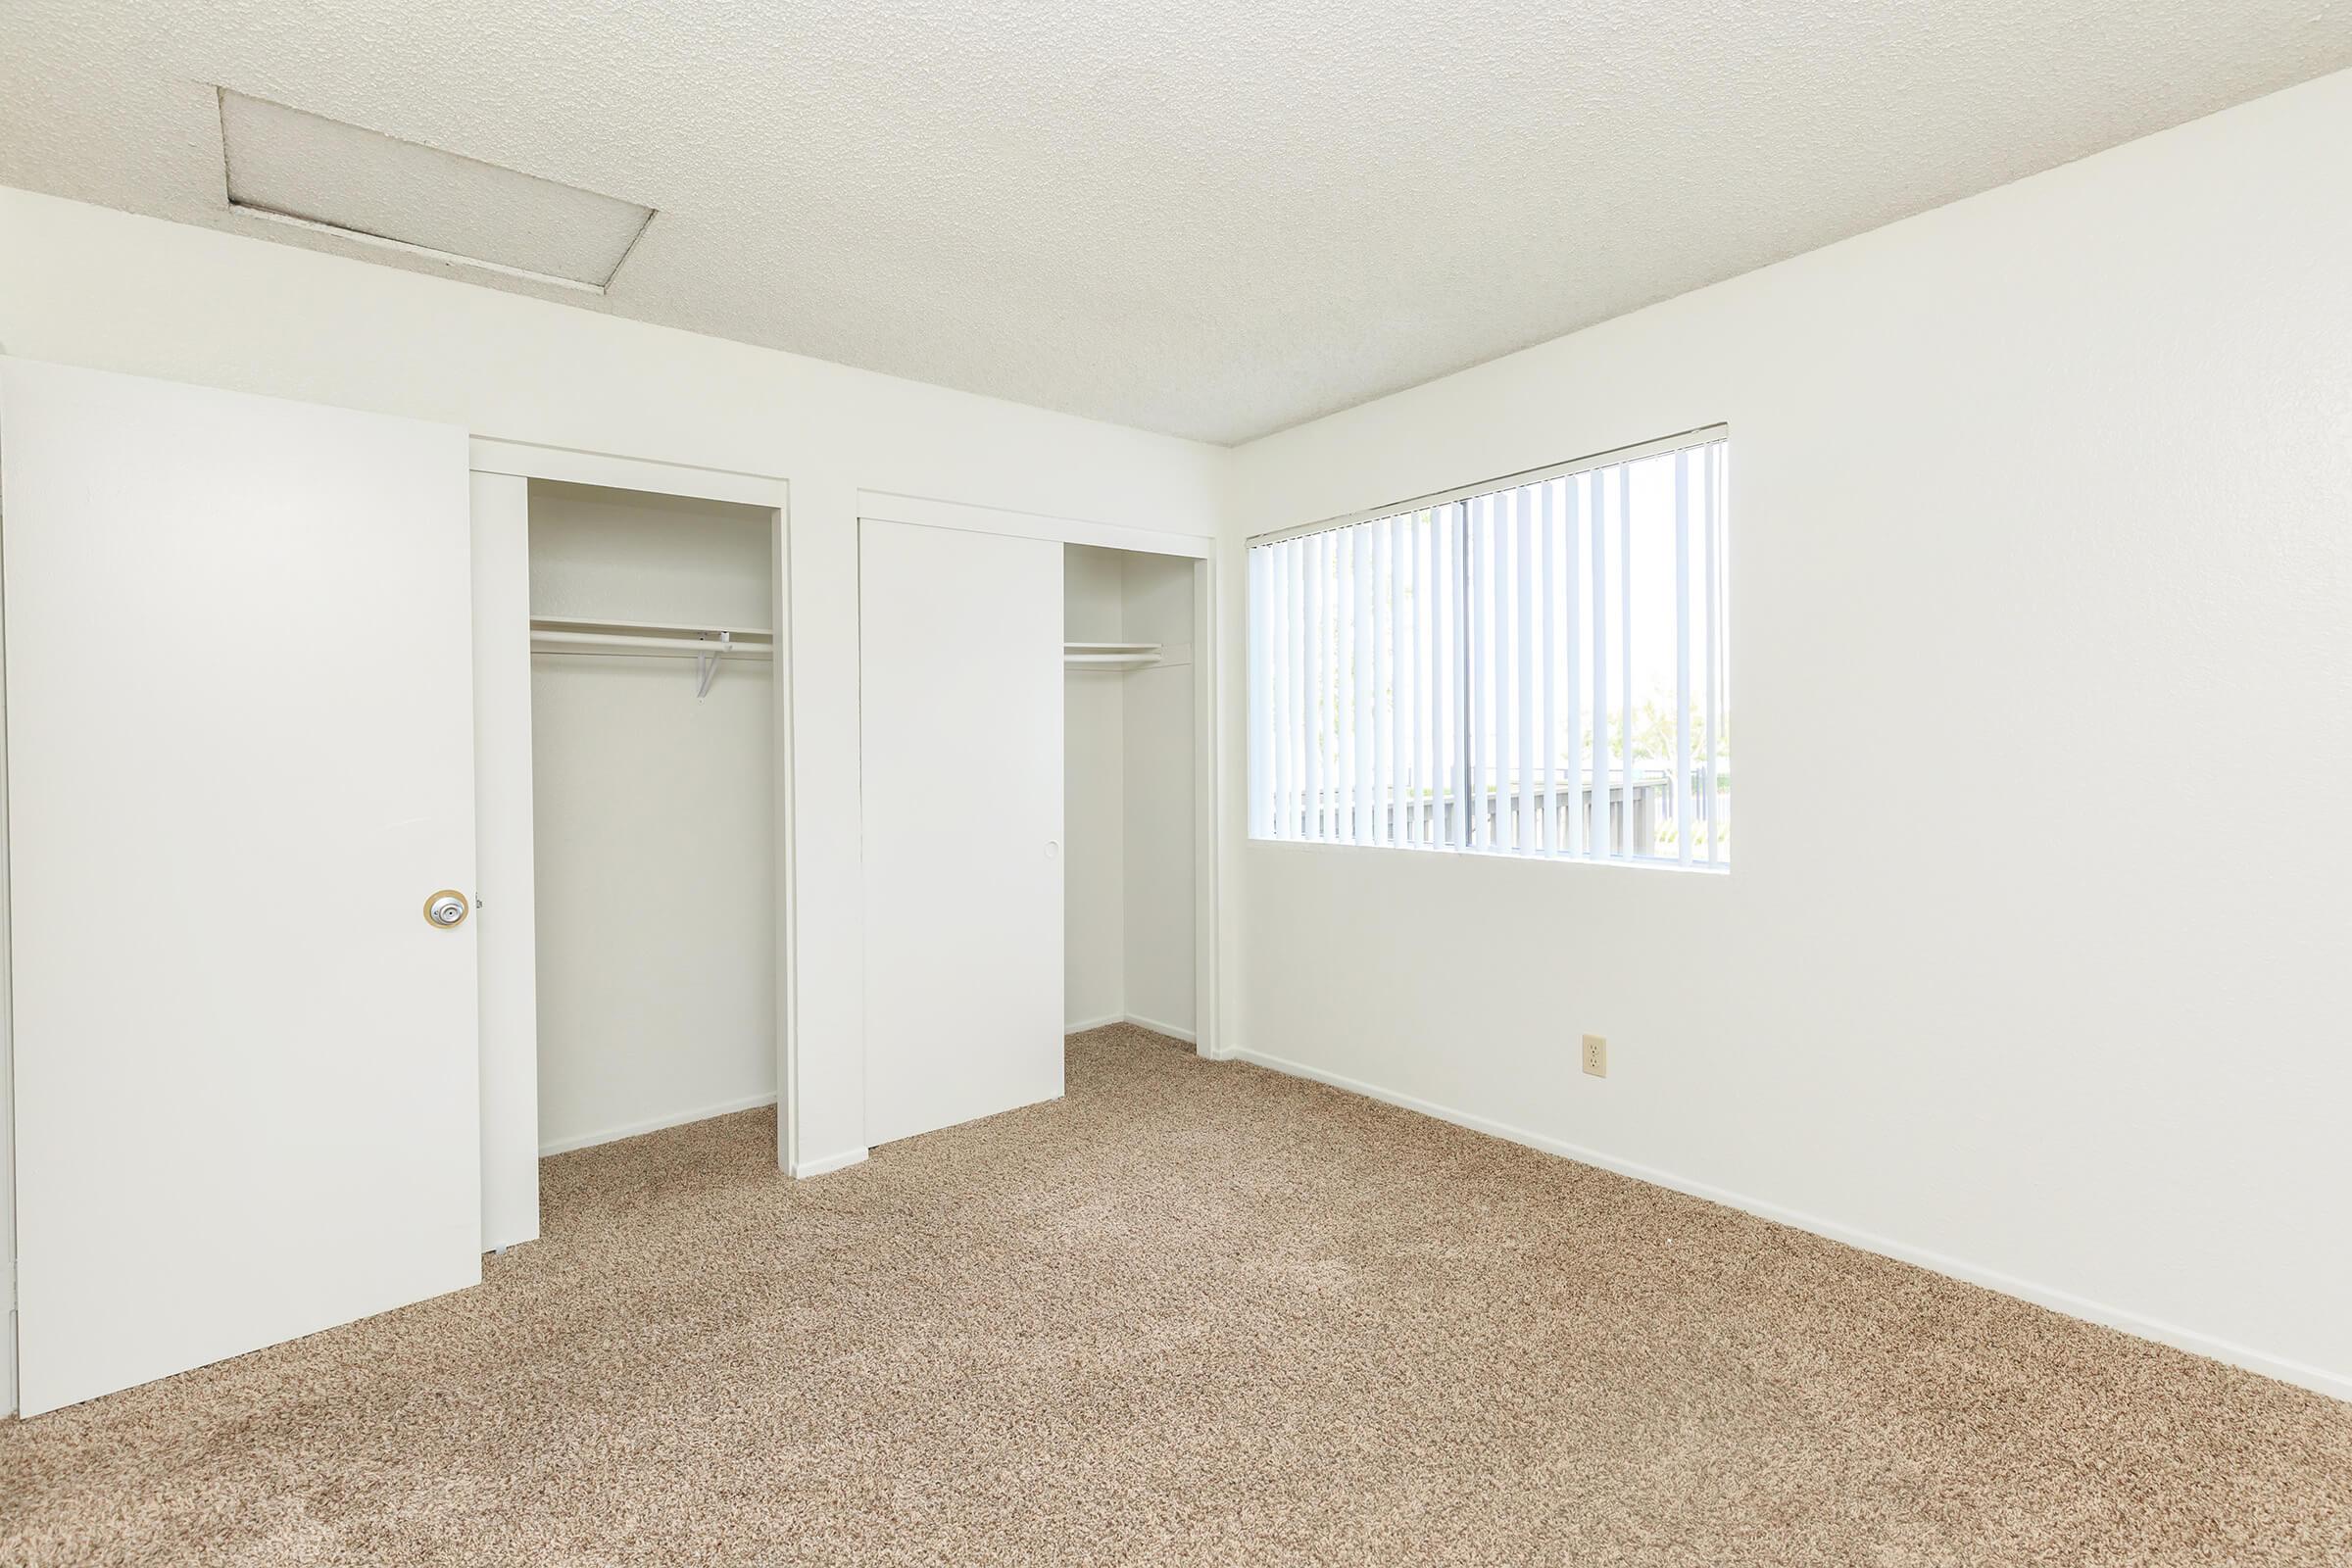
[0,3,2348,1563]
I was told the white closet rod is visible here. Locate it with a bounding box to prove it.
[531,630,771,657]
[1063,640,1162,671]
[529,619,771,697]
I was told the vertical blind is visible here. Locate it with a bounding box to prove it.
[1247,432,1730,867]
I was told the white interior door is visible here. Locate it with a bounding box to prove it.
[860,519,1062,1146]
[0,359,481,1415]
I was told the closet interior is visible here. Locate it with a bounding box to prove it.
[1063,543,1198,1045]
[527,480,781,1154]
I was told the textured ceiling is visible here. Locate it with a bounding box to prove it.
[4,2,2348,443]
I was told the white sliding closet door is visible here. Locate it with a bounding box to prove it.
[859,519,1062,1146]
[0,359,481,1415]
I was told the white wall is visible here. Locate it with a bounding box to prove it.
[0,184,1223,1176]
[1221,70,2352,1397]
[0,583,15,1414]
[527,483,778,1152]
[1119,554,1198,1039]
[1062,546,1198,1038]
[1064,545,1128,1027]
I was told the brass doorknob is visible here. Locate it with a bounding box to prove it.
[424,891,470,929]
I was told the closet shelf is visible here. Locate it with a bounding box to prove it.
[1064,641,1161,670]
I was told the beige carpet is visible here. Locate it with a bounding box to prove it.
[4,1025,2349,1566]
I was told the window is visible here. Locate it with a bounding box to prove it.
[1247,428,1729,867]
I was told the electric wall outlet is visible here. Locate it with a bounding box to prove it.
[1582,1034,1607,1077]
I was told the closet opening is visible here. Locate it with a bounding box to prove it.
[525,479,782,1158]
[1062,543,1199,1053]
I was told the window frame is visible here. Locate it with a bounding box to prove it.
[1245,423,1731,871]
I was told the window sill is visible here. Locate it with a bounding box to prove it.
[1244,835,1731,874]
